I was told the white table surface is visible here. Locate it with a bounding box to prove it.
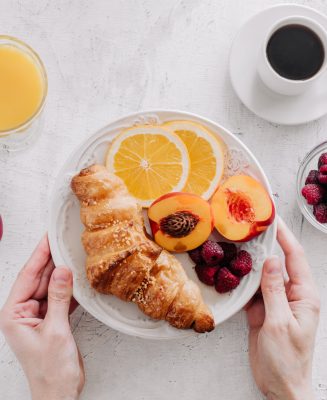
[1,1,327,399]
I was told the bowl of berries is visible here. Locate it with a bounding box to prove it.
[298,142,327,233]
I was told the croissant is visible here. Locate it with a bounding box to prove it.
[71,164,214,333]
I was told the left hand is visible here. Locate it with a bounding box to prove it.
[0,235,85,400]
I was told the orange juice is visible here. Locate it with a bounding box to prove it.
[0,44,45,132]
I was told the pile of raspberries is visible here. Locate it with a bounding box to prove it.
[188,240,252,294]
[302,152,327,224]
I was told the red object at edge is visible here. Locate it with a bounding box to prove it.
[0,215,3,240]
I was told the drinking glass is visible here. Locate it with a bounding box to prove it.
[0,35,47,152]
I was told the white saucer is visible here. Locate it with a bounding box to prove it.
[230,4,327,125]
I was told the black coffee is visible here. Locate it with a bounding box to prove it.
[267,24,325,80]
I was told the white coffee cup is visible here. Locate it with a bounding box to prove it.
[257,16,327,96]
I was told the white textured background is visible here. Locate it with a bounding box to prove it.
[1,1,327,399]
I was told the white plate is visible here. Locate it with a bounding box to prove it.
[230,4,327,126]
[48,110,277,340]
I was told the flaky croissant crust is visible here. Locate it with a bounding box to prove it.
[71,164,214,333]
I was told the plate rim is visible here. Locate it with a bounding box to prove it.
[48,109,277,340]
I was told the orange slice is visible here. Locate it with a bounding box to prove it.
[164,120,225,199]
[106,125,190,207]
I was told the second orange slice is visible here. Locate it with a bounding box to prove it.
[164,120,225,199]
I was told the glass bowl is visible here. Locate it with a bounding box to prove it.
[297,141,327,234]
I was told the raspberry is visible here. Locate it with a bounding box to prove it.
[318,152,327,169]
[318,165,327,185]
[230,250,252,276]
[217,242,237,264]
[301,184,326,205]
[215,267,240,293]
[305,170,319,185]
[195,264,219,286]
[313,203,327,223]
[201,240,224,266]
[188,247,203,264]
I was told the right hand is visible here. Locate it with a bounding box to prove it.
[0,235,85,400]
[246,218,320,400]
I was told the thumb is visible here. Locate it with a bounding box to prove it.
[261,256,291,322]
[46,266,73,324]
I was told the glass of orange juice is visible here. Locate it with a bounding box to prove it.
[0,35,47,151]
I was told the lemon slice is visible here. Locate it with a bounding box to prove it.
[164,120,225,199]
[106,125,190,207]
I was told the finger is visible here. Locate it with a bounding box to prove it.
[261,256,292,322]
[18,317,43,328]
[243,299,254,311]
[45,267,73,325]
[39,297,79,319]
[7,235,50,305]
[277,217,313,285]
[32,258,55,300]
[246,297,265,330]
[13,300,40,319]
[243,290,262,311]
[38,299,48,319]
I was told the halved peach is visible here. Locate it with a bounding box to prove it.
[148,192,214,252]
[211,175,275,242]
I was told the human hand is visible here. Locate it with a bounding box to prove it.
[0,235,85,400]
[246,218,320,400]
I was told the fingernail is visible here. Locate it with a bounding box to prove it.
[53,267,71,284]
[266,256,281,274]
